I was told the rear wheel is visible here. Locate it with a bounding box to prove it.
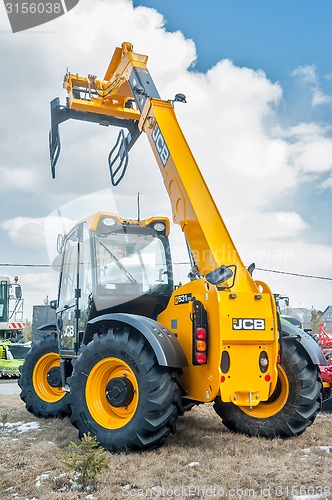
[214,338,322,437]
[19,333,70,418]
[69,327,183,451]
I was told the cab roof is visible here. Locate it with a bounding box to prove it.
[82,212,170,236]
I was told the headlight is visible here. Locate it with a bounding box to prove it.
[103,217,117,226]
[153,222,166,232]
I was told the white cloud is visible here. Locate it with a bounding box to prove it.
[1,217,46,250]
[0,215,76,252]
[320,174,332,189]
[251,240,332,311]
[228,211,308,243]
[286,124,332,174]
[312,89,331,106]
[19,271,59,320]
[292,64,332,107]
[293,137,332,173]
[0,168,41,192]
[292,65,318,85]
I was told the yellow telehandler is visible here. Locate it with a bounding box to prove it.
[19,43,326,451]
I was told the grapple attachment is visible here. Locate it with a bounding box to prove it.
[49,97,141,181]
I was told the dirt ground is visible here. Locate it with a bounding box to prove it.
[0,395,331,500]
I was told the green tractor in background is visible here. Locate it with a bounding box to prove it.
[0,276,30,377]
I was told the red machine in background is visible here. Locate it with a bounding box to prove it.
[318,324,332,410]
[319,323,332,351]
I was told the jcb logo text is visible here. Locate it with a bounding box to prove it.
[152,125,169,167]
[232,318,265,330]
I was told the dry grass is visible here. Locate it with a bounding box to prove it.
[0,395,331,499]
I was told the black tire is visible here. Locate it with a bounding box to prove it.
[69,327,183,451]
[19,332,71,418]
[214,338,322,438]
[322,397,332,412]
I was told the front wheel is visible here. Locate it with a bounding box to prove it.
[214,338,322,438]
[69,327,183,451]
[19,333,71,418]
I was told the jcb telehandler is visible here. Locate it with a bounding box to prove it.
[19,42,326,451]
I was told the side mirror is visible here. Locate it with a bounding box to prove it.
[50,299,58,310]
[15,285,22,300]
[57,233,66,254]
[205,265,234,286]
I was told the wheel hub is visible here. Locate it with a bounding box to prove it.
[47,367,62,388]
[106,377,134,407]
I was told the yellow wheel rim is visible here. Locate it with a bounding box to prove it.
[86,358,139,430]
[32,352,66,403]
[240,365,289,419]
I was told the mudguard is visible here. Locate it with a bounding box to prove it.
[281,319,327,366]
[88,313,188,368]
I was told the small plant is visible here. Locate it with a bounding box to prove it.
[23,319,32,342]
[310,307,321,334]
[61,432,109,489]
[0,409,12,430]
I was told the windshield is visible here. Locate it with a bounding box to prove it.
[96,231,169,294]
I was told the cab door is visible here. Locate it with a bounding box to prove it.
[58,226,80,356]
[78,223,93,342]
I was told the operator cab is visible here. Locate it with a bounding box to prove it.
[56,213,173,355]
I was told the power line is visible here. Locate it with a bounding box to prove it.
[173,262,332,281]
[0,262,331,281]
[0,263,52,268]
[255,267,332,281]
[173,263,332,281]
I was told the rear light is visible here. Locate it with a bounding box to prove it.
[192,301,208,365]
[196,341,206,352]
[196,353,207,365]
[196,327,206,339]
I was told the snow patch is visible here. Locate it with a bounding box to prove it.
[302,446,332,454]
[35,472,50,487]
[2,420,40,434]
[317,446,331,453]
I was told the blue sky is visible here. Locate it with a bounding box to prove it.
[133,0,332,82]
[0,0,331,317]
